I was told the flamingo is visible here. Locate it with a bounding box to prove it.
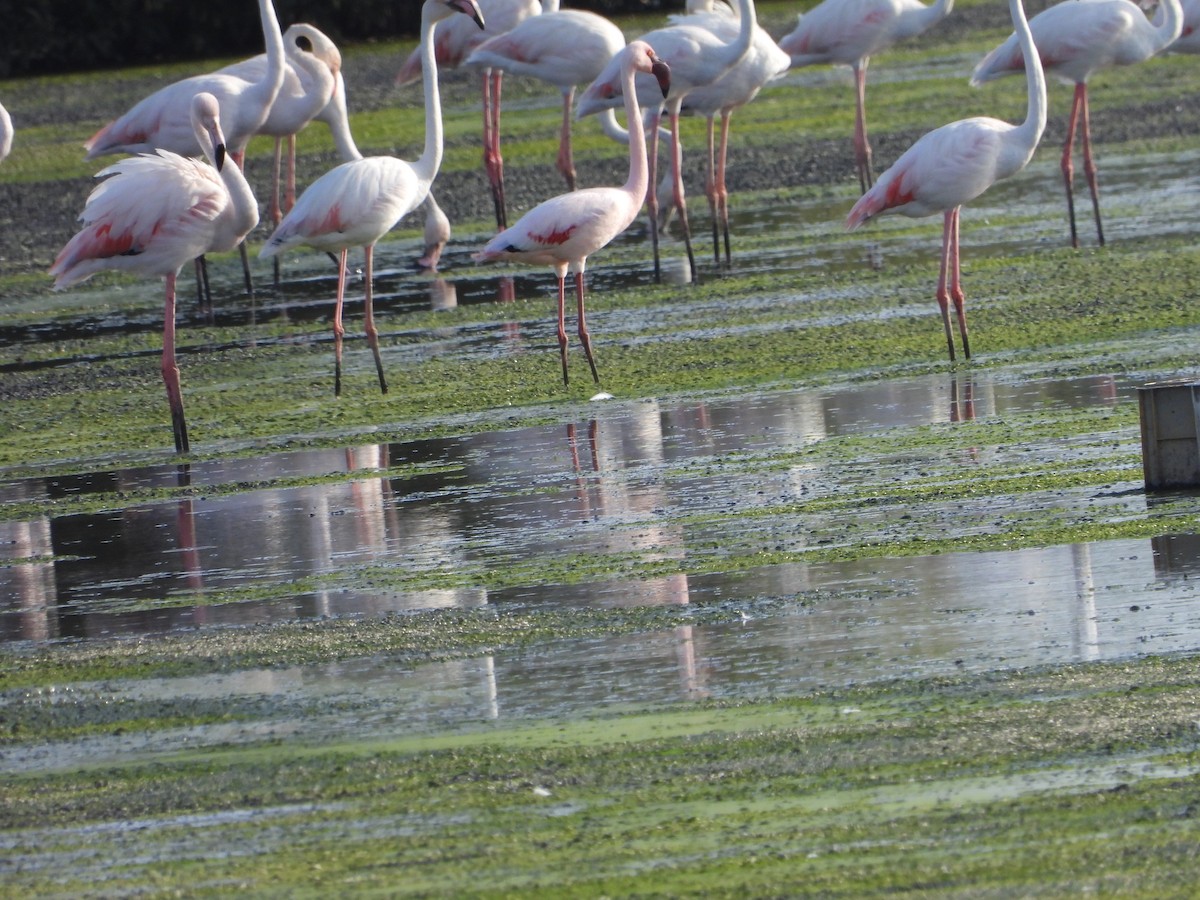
[464,2,625,192]
[779,0,956,193]
[474,41,671,386]
[216,24,342,238]
[396,0,541,230]
[846,0,1046,363]
[51,93,259,455]
[576,0,761,284]
[675,6,790,268]
[0,100,11,163]
[971,0,1183,247]
[84,0,285,300]
[260,0,486,397]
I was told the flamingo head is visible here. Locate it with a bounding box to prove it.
[285,24,343,103]
[191,92,227,172]
[434,0,485,29]
[628,41,671,99]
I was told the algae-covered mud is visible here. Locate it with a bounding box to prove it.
[3,0,1200,894]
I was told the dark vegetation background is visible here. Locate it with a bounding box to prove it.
[0,0,680,78]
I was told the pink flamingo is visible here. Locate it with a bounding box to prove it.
[396,0,541,230]
[1170,0,1200,52]
[576,0,761,284]
[779,0,956,193]
[474,41,671,385]
[675,7,790,268]
[971,0,1183,247]
[84,0,285,299]
[51,93,259,454]
[846,0,1046,363]
[464,2,625,193]
[260,0,485,397]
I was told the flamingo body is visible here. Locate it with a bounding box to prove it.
[0,101,11,163]
[477,40,671,385]
[1171,0,1200,52]
[85,0,285,160]
[52,93,258,454]
[847,0,1045,362]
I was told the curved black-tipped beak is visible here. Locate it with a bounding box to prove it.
[454,0,485,29]
[651,57,671,99]
[215,142,227,172]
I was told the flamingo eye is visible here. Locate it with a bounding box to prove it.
[296,36,313,52]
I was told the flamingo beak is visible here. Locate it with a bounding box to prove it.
[452,0,486,29]
[215,142,227,172]
[651,56,671,99]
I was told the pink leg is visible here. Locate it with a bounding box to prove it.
[575,268,599,384]
[334,249,348,397]
[555,264,570,385]
[947,207,970,359]
[1078,85,1105,247]
[705,116,720,264]
[285,134,297,214]
[482,70,507,230]
[557,87,577,191]
[269,138,283,227]
[852,62,874,193]
[646,109,663,283]
[1062,84,1084,248]
[669,105,698,284]
[717,111,733,268]
[363,244,388,394]
[161,272,190,454]
[936,209,957,363]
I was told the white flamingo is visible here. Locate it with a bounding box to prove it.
[51,94,259,454]
[972,0,1183,247]
[846,0,1046,362]
[0,100,11,163]
[396,0,541,230]
[260,0,486,397]
[779,0,956,193]
[577,0,760,283]
[464,1,625,192]
[475,41,671,386]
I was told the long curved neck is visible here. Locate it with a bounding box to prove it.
[1011,0,1046,150]
[621,61,650,203]
[899,0,955,40]
[1152,0,1186,51]
[322,71,364,162]
[412,7,447,185]
[718,0,758,71]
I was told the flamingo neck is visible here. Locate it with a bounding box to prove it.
[1011,0,1046,151]
[901,0,955,40]
[413,5,447,186]
[1152,0,1186,51]
[324,71,364,162]
[259,0,286,103]
[719,0,758,72]
[621,60,651,204]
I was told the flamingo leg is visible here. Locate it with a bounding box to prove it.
[162,271,190,454]
[646,108,663,283]
[1061,83,1084,249]
[555,263,571,385]
[334,248,348,397]
[669,104,698,284]
[717,110,733,269]
[1078,84,1105,247]
[285,134,297,215]
[936,209,958,363]
[557,87,577,191]
[853,61,874,193]
[705,116,720,265]
[363,244,388,394]
[194,256,211,309]
[575,268,600,384]
[271,138,284,288]
[948,206,970,360]
[482,70,507,230]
